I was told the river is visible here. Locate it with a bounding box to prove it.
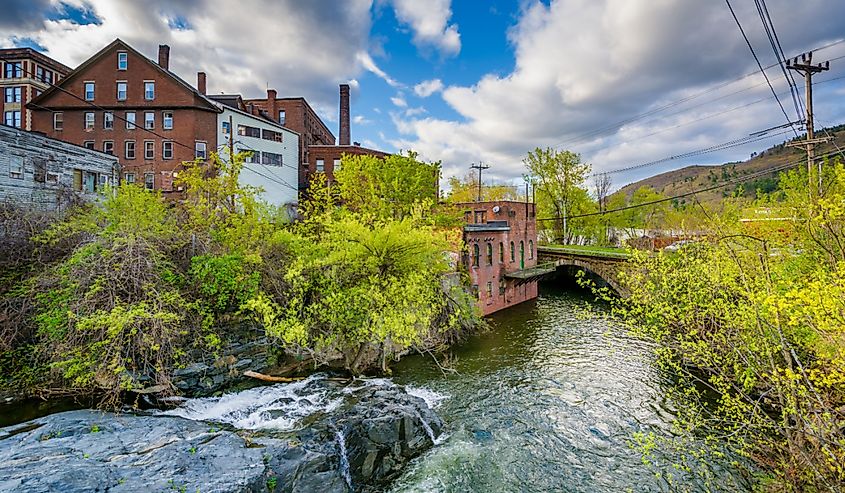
[388,285,750,492]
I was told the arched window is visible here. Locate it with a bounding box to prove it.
[510,241,515,262]
[499,242,504,263]
[472,244,480,267]
[529,240,534,259]
[486,243,493,265]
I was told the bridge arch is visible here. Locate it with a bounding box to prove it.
[546,258,625,296]
[535,247,631,297]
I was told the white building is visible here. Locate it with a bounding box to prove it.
[209,95,300,210]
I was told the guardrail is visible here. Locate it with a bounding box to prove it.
[537,246,632,260]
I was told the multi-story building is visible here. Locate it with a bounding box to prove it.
[461,200,539,315]
[1,48,71,131]
[243,90,335,192]
[209,94,300,210]
[0,124,119,211]
[28,39,220,193]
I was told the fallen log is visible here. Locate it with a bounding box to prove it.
[243,370,350,383]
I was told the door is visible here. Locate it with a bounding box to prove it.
[520,241,525,269]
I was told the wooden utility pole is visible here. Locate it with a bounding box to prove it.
[228,114,235,160]
[470,162,490,202]
[786,51,831,196]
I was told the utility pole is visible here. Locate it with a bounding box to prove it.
[787,51,831,197]
[228,114,235,161]
[470,162,490,202]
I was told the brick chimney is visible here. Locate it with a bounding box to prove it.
[267,89,277,122]
[197,72,206,95]
[339,83,350,146]
[158,44,170,70]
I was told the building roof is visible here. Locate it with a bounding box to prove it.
[0,47,72,74]
[208,94,246,111]
[243,95,336,143]
[0,123,120,161]
[308,144,390,156]
[27,38,220,113]
[209,96,301,138]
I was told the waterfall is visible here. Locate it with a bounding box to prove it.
[335,430,353,490]
[416,411,443,445]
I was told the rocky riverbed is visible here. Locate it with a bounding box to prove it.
[0,375,443,493]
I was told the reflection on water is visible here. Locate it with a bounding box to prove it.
[389,286,749,492]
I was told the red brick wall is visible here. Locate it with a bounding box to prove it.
[29,42,218,192]
[462,201,539,316]
[306,145,390,183]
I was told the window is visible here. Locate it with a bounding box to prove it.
[162,141,173,159]
[237,124,260,138]
[486,281,493,299]
[84,112,95,129]
[46,172,59,185]
[116,81,127,101]
[35,66,44,82]
[520,241,524,264]
[486,243,493,265]
[529,240,534,259]
[278,110,285,125]
[5,62,22,78]
[144,141,154,160]
[333,159,341,172]
[195,141,207,159]
[99,174,108,187]
[510,241,515,262]
[84,82,95,101]
[144,172,154,190]
[316,159,324,172]
[124,172,135,184]
[53,112,63,130]
[125,140,135,159]
[262,152,283,166]
[73,169,82,190]
[472,244,480,267]
[162,111,173,130]
[125,111,136,129]
[83,140,95,150]
[41,69,52,84]
[4,111,21,128]
[261,129,283,142]
[117,52,128,70]
[222,121,230,134]
[244,151,259,163]
[144,81,155,100]
[9,157,23,179]
[103,141,114,155]
[499,242,504,263]
[144,112,154,129]
[103,111,114,129]
[4,87,21,103]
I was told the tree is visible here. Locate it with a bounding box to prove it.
[524,147,594,243]
[445,170,521,203]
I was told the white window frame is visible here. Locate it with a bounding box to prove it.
[162,141,173,160]
[103,140,114,155]
[116,81,127,101]
[84,81,95,101]
[4,111,21,128]
[144,81,155,101]
[144,140,155,160]
[333,159,341,172]
[278,110,286,125]
[144,172,154,190]
[103,111,114,130]
[117,51,128,70]
[125,140,136,160]
[9,156,23,179]
[316,158,325,172]
[83,140,95,150]
[144,111,154,130]
[162,111,173,130]
[84,112,95,129]
[125,111,136,130]
[53,112,63,130]
[124,172,135,184]
[194,141,207,160]
[45,172,60,185]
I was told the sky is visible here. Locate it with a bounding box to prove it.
[3,0,845,192]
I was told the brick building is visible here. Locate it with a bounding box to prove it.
[0,124,118,211]
[28,39,220,193]
[243,90,335,192]
[1,48,71,131]
[461,201,539,315]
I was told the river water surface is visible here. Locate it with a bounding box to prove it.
[388,286,749,492]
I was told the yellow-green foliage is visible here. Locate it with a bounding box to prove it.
[611,160,845,491]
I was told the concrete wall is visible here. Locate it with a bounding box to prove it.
[0,124,119,211]
[217,107,299,208]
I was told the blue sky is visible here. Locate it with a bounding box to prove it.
[3,0,845,191]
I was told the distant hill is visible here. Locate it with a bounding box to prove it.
[614,124,845,206]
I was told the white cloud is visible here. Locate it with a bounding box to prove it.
[356,50,403,88]
[353,115,371,125]
[392,0,845,186]
[404,106,427,117]
[390,94,407,107]
[413,78,443,97]
[390,0,460,56]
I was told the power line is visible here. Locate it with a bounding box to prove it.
[725,0,799,137]
[537,149,840,222]
[754,0,804,121]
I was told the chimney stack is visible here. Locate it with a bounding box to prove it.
[267,89,277,122]
[158,44,170,70]
[339,83,350,146]
[197,72,206,95]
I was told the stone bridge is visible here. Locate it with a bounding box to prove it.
[534,246,631,296]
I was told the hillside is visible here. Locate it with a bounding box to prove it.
[615,124,845,205]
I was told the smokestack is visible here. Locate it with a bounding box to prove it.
[267,89,277,122]
[158,44,170,70]
[197,72,206,95]
[339,83,350,146]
